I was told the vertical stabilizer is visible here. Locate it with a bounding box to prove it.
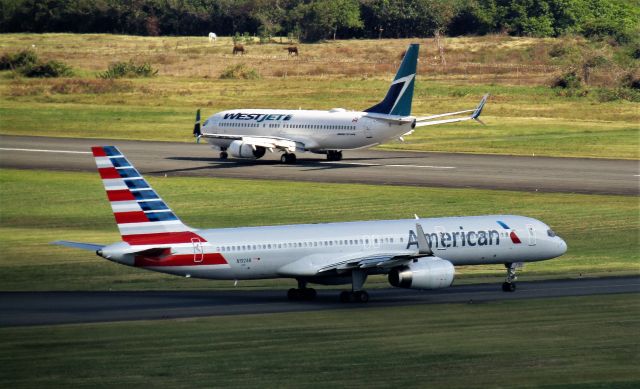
[91,146,198,245]
[365,43,419,116]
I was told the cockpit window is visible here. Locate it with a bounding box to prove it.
[547,229,556,237]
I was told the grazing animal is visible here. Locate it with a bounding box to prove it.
[208,32,217,43]
[233,44,245,55]
[286,46,299,56]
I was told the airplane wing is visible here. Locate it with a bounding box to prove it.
[278,223,433,277]
[414,94,488,127]
[197,133,302,153]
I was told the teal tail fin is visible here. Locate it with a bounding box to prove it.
[365,43,419,116]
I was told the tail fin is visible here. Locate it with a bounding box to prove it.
[91,146,196,245]
[365,43,419,116]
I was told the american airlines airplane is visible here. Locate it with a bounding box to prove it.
[192,43,488,163]
[54,146,567,302]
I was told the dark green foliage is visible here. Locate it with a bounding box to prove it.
[0,49,37,70]
[1,0,638,44]
[17,59,73,77]
[219,64,260,80]
[552,69,583,89]
[99,61,158,79]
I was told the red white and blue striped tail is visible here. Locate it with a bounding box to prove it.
[91,146,196,246]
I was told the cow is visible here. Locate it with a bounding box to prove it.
[286,46,299,56]
[208,32,217,43]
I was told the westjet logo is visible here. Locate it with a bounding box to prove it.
[223,113,293,122]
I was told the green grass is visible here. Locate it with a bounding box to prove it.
[1,294,638,388]
[0,33,638,159]
[0,169,637,291]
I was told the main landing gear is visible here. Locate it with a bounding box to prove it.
[287,278,316,301]
[280,153,297,164]
[502,262,520,292]
[219,148,228,160]
[326,150,343,161]
[340,269,369,303]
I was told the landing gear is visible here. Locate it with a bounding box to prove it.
[219,151,228,160]
[280,153,297,164]
[326,150,343,161]
[340,269,369,303]
[502,262,519,292]
[339,290,369,303]
[287,279,316,301]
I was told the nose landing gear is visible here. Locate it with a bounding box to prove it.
[502,262,522,292]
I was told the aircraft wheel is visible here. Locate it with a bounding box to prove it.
[281,153,297,164]
[355,290,369,303]
[502,282,516,292]
[335,151,343,161]
[220,151,228,160]
[287,288,299,300]
[339,291,351,303]
[303,288,317,300]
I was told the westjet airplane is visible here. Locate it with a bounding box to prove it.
[54,146,566,302]
[193,43,488,163]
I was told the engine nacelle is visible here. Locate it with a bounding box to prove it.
[388,258,455,289]
[228,140,266,159]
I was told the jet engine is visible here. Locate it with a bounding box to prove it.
[228,141,266,159]
[388,258,454,289]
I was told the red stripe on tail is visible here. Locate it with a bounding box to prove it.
[98,167,121,179]
[107,189,135,202]
[114,211,149,224]
[92,147,107,157]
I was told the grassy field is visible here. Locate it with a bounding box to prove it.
[0,34,638,159]
[0,168,637,292]
[1,293,638,388]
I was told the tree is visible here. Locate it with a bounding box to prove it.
[292,0,363,42]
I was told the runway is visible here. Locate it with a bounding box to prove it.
[1,277,638,327]
[1,135,638,195]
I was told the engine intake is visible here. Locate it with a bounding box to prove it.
[388,258,454,289]
[228,140,266,159]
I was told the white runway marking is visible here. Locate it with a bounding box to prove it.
[321,161,456,169]
[0,147,92,155]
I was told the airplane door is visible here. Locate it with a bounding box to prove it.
[191,238,204,263]
[526,224,536,246]
[365,124,373,139]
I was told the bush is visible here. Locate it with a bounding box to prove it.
[0,50,38,70]
[596,87,640,102]
[620,70,640,90]
[99,61,158,79]
[18,60,73,77]
[552,69,582,89]
[219,64,260,80]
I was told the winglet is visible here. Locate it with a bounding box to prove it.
[415,223,433,256]
[471,94,488,124]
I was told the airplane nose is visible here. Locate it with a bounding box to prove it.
[558,238,567,255]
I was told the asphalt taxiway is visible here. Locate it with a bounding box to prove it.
[1,277,638,327]
[1,135,638,195]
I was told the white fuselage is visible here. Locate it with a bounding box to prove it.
[101,215,567,282]
[201,109,412,152]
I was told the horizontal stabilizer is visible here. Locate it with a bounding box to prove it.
[51,240,105,251]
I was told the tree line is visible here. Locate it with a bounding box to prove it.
[1,0,638,44]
